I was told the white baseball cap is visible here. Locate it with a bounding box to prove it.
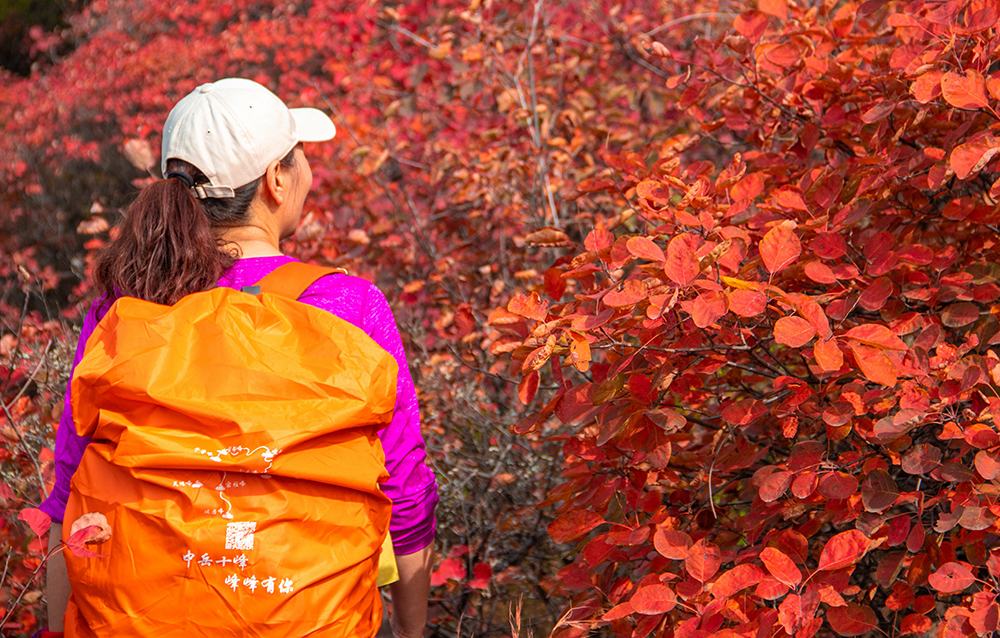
[161,78,336,198]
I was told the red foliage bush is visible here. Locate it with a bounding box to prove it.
[5,0,1000,636]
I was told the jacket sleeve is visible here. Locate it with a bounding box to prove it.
[299,274,438,555]
[38,299,105,523]
[359,284,438,555]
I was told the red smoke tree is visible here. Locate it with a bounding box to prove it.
[4,0,1000,637]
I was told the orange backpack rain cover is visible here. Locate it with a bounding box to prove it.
[62,264,398,638]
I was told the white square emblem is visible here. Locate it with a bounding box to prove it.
[225,521,257,550]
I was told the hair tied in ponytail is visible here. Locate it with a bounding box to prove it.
[165,170,195,188]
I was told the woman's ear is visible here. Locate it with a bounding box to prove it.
[262,158,288,205]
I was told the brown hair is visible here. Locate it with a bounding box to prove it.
[95,150,295,305]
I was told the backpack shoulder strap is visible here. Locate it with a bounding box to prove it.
[252,262,347,300]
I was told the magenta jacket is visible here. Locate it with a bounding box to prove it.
[40,256,438,555]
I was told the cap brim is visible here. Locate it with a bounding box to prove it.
[291,108,336,142]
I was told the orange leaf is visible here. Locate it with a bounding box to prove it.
[508,292,549,321]
[813,339,844,372]
[758,0,787,20]
[951,136,1000,180]
[818,530,871,571]
[844,324,907,350]
[687,291,727,328]
[804,261,836,284]
[774,316,816,347]
[626,236,665,262]
[848,343,898,387]
[654,529,692,560]
[568,334,591,373]
[827,604,878,636]
[761,547,802,587]
[635,180,672,206]
[759,222,801,274]
[547,510,604,544]
[900,614,932,635]
[731,173,764,200]
[685,539,721,582]
[585,228,614,252]
[941,70,990,110]
[927,562,975,593]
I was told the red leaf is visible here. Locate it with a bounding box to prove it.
[468,562,492,589]
[431,557,466,586]
[826,604,878,636]
[665,234,701,286]
[603,280,648,308]
[814,339,844,372]
[971,601,1000,635]
[941,70,990,110]
[727,289,767,317]
[861,101,896,124]
[18,507,51,537]
[886,582,914,611]
[711,564,765,598]
[631,584,676,614]
[654,529,692,560]
[734,10,769,42]
[685,539,721,582]
[761,547,802,587]
[518,371,539,405]
[901,443,941,475]
[759,222,801,275]
[626,236,665,262]
[818,530,871,571]
[507,292,549,321]
[976,450,1000,479]
[858,277,893,311]
[721,399,768,426]
[941,301,980,327]
[758,471,792,502]
[811,233,847,259]
[817,472,859,500]
[927,562,975,593]
[861,469,898,512]
[774,316,816,347]
[548,510,604,544]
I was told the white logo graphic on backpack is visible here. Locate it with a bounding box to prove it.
[225,521,257,550]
